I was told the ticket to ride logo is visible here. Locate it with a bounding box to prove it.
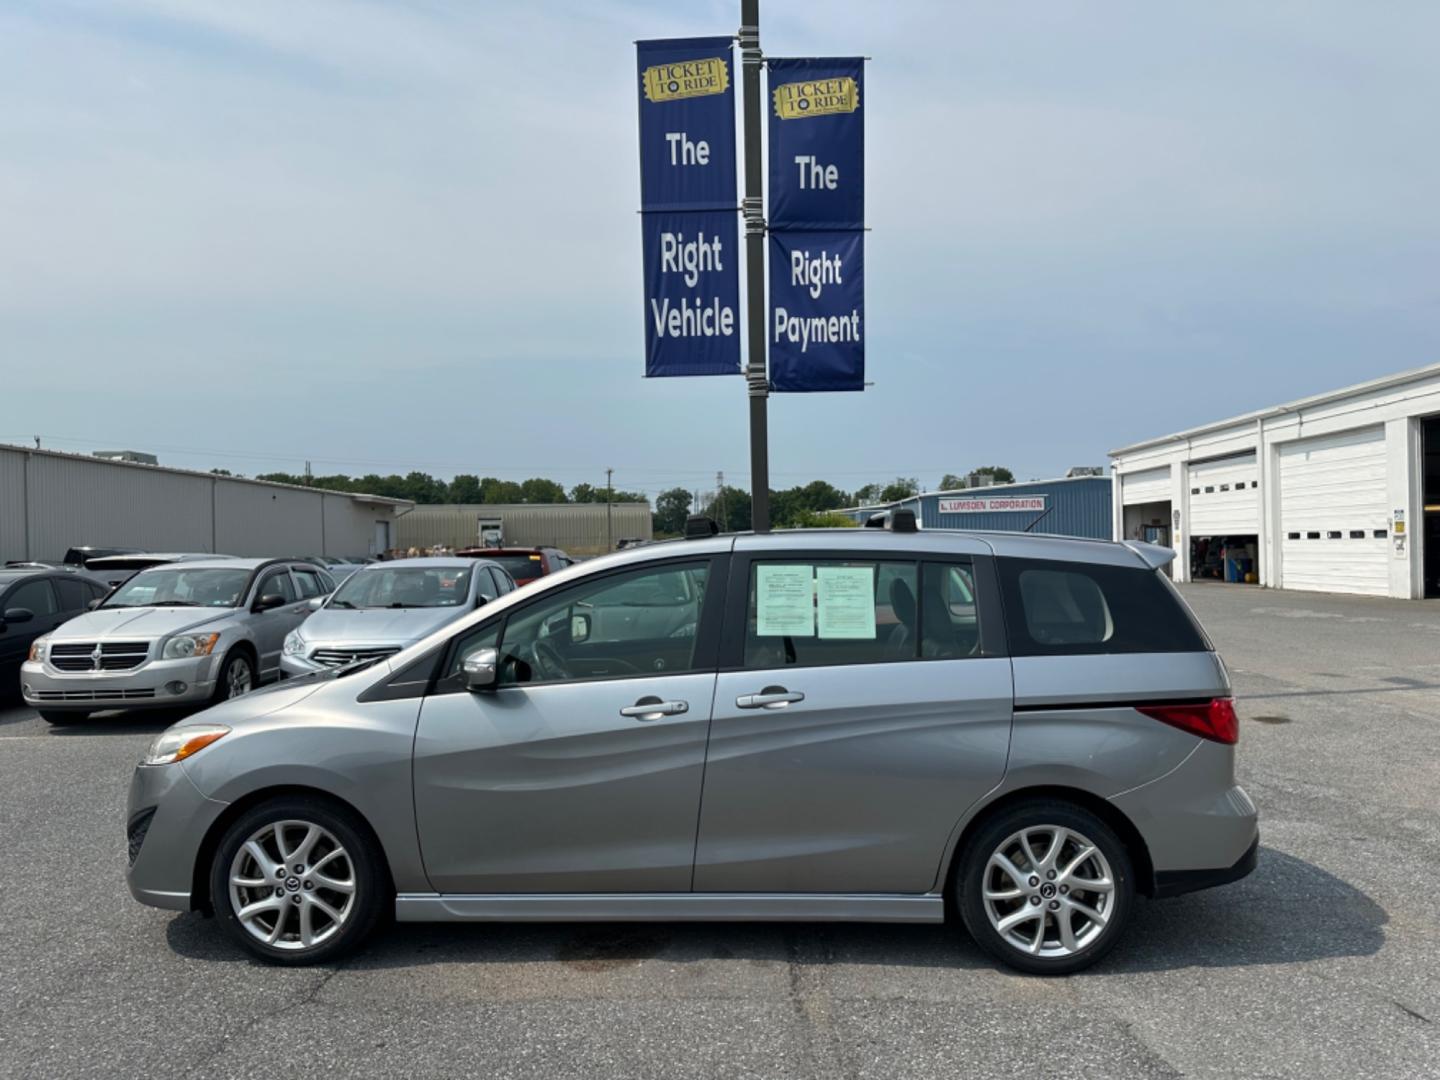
[643,57,730,102]
[773,77,860,119]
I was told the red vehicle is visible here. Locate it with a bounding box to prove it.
[455,546,571,587]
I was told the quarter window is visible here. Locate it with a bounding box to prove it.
[997,557,1207,655]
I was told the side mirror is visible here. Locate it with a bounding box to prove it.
[307,596,325,611]
[463,647,498,692]
[474,593,493,610]
[570,612,591,644]
[252,593,287,613]
[87,598,104,611]
[3,607,34,625]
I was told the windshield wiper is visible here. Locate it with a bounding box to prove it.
[329,599,356,609]
[149,601,201,607]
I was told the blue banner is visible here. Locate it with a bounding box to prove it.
[637,37,741,377]
[642,210,741,377]
[636,37,738,211]
[769,231,864,392]
[766,58,864,230]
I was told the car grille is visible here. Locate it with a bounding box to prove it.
[31,688,157,702]
[49,642,150,672]
[311,646,400,668]
[127,808,156,867]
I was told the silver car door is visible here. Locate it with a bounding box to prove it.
[250,568,304,678]
[412,556,725,894]
[694,552,1014,894]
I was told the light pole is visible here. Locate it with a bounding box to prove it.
[740,0,770,532]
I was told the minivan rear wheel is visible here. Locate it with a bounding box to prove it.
[209,796,386,965]
[958,800,1133,975]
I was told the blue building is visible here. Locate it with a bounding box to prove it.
[847,475,1113,540]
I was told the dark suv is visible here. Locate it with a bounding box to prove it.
[456,547,570,587]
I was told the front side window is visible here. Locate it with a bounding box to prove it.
[331,566,473,609]
[997,557,1207,655]
[495,561,711,685]
[5,579,58,616]
[258,571,298,603]
[105,568,251,609]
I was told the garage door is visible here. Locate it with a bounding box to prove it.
[1279,426,1389,596]
[1121,466,1170,505]
[1189,453,1259,535]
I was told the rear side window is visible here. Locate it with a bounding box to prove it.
[56,578,93,611]
[997,557,1207,656]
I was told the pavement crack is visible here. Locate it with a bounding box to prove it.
[1394,1000,1432,1024]
[782,929,857,1080]
[182,962,345,1077]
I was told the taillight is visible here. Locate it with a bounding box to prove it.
[1137,698,1239,745]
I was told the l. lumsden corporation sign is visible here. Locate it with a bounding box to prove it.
[938,495,1046,514]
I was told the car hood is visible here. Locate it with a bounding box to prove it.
[171,677,328,732]
[298,605,469,647]
[51,606,235,640]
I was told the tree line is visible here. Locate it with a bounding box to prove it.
[233,466,1015,537]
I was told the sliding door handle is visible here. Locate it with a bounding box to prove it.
[736,688,805,710]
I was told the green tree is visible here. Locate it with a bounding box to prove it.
[939,473,966,491]
[789,509,858,528]
[479,477,524,503]
[973,466,1015,484]
[704,486,751,531]
[880,476,920,503]
[852,482,885,506]
[653,487,693,535]
[447,474,484,503]
[519,477,568,503]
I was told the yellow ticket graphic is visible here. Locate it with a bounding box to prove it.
[773,77,859,119]
[643,57,730,102]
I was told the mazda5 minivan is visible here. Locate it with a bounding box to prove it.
[125,520,1257,974]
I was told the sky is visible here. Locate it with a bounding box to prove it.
[3,0,1439,502]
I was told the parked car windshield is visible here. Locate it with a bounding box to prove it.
[329,566,473,609]
[104,568,252,608]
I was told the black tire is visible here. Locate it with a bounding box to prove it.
[209,796,387,966]
[212,650,256,704]
[957,799,1134,976]
[38,709,89,725]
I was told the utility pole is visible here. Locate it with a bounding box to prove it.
[740,0,770,532]
[606,467,614,552]
[717,470,727,530]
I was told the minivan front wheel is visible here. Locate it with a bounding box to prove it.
[958,800,1133,975]
[209,797,385,965]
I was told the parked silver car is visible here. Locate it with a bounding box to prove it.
[280,557,514,678]
[23,558,335,724]
[125,524,1257,974]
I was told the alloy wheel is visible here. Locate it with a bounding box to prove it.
[228,820,357,951]
[225,658,253,699]
[981,824,1116,958]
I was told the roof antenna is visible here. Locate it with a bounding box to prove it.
[1023,505,1054,533]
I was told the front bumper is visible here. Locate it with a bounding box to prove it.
[126,760,230,911]
[279,652,325,678]
[21,654,219,711]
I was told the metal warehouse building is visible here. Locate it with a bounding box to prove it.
[850,476,1113,539]
[0,444,412,563]
[1110,363,1440,598]
[397,503,653,557]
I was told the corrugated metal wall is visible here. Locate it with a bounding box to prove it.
[916,476,1112,539]
[0,445,405,562]
[397,503,654,556]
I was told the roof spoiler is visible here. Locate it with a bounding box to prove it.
[1121,540,1176,570]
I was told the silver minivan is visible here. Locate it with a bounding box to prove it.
[125,523,1257,974]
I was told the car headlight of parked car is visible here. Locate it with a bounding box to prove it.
[142,724,230,766]
[283,630,306,656]
[28,634,50,662]
[162,632,221,660]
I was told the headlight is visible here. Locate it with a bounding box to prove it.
[162,633,221,660]
[28,635,51,663]
[142,724,230,766]
[283,630,305,656]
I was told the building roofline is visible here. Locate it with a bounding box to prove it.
[0,442,413,507]
[847,473,1108,512]
[1107,360,1440,457]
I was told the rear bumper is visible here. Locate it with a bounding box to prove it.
[1153,832,1259,898]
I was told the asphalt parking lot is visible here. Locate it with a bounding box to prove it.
[2,583,1437,1079]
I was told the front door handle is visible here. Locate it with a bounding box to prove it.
[736,687,805,710]
[620,696,689,721]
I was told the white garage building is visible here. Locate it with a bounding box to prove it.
[1109,363,1440,599]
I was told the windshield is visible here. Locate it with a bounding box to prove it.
[105,568,252,608]
[487,554,545,581]
[329,566,473,609]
